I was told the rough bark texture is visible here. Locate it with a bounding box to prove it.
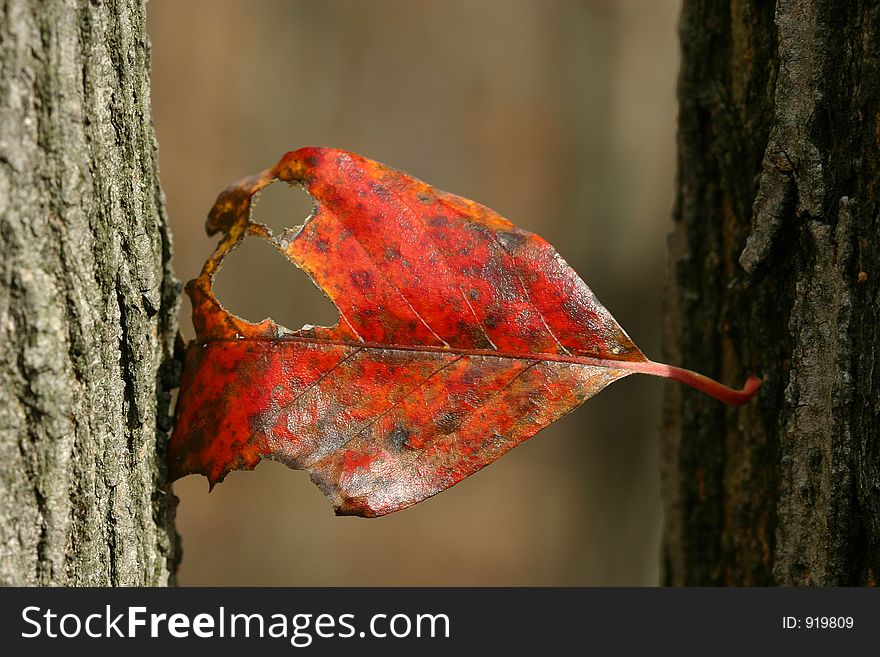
[0,0,179,585]
[662,0,880,585]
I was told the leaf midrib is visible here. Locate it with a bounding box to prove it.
[194,333,646,373]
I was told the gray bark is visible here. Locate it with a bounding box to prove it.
[0,0,179,585]
[663,0,880,585]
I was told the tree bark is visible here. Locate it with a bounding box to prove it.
[662,0,880,585]
[0,0,179,585]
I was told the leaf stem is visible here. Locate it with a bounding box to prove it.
[624,360,762,405]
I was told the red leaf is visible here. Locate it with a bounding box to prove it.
[169,147,760,517]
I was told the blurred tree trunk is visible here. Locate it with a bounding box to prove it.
[662,0,880,585]
[0,0,179,585]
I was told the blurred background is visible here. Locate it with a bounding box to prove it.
[149,0,680,586]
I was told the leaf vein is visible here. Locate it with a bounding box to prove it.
[306,354,465,467]
[354,360,541,500]
[245,346,364,447]
[394,190,499,349]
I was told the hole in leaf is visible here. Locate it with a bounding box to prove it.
[251,181,315,236]
[212,237,338,331]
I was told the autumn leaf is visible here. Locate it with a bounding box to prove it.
[168,147,760,517]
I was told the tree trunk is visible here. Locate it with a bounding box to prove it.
[0,0,179,585]
[662,0,880,586]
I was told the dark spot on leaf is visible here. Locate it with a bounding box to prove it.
[304,155,319,168]
[497,231,526,252]
[428,215,449,228]
[417,192,432,204]
[562,298,585,321]
[494,273,520,302]
[388,426,411,450]
[370,182,390,199]
[485,257,520,301]
[484,314,499,329]
[433,411,459,434]
[460,368,479,385]
[350,270,373,290]
[315,238,329,253]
